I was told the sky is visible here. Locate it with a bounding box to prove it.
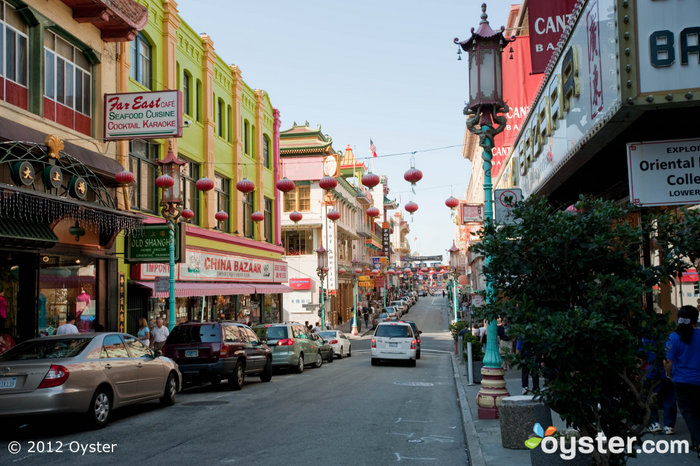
[176,0,514,259]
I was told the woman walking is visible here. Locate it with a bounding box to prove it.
[666,305,700,456]
[137,317,151,347]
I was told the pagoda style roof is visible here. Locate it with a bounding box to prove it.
[339,144,365,170]
[280,121,334,156]
[60,0,148,42]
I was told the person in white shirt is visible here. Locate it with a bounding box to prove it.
[56,315,79,335]
[151,317,169,353]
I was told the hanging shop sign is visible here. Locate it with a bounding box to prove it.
[461,203,484,224]
[322,205,337,291]
[382,226,391,259]
[104,90,182,140]
[289,278,311,290]
[626,138,700,207]
[527,0,578,74]
[514,0,620,198]
[135,249,288,283]
[125,223,185,263]
[635,0,700,95]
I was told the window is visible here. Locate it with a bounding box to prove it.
[101,335,129,359]
[262,135,271,169]
[227,105,232,142]
[123,334,151,358]
[264,197,273,244]
[129,141,159,213]
[196,80,202,122]
[180,156,200,225]
[1,2,27,86]
[243,191,254,238]
[251,124,256,157]
[283,229,313,255]
[217,98,224,137]
[283,185,310,212]
[130,32,151,88]
[215,174,230,233]
[183,71,191,115]
[243,120,250,154]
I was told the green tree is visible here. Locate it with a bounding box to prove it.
[471,196,700,465]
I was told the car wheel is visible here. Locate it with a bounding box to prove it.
[228,361,245,390]
[295,354,304,373]
[260,357,273,382]
[327,351,334,363]
[315,351,323,368]
[160,373,177,406]
[371,358,378,366]
[339,346,344,359]
[87,386,112,428]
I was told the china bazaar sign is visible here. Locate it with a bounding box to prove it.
[138,249,287,283]
[104,90,182,140]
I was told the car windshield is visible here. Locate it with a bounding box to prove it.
[256,326,288,340]
[379,313,388,318]
[167,324,221,344]
[318,331,335,339]
[375,325,412,338]
[0,338,91,361]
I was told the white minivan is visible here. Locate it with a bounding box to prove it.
[370,321,417,367]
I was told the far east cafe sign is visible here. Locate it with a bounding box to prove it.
[103,90,182,140]
[135,249,288,283]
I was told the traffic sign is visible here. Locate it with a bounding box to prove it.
[494,189,522,225]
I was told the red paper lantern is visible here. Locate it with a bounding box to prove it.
[215,211,229,222]
[196,177,215,192]
[445,196,459,209]
[181,209,194,220]
[405,201,419,214]
[404,268,411,274]
[289,211,303,223]
[327,210,340,221]
[251,211,264,222]
[236,178,255,193]
[361,172,380,189]
[404,167,423,185]
[155,174,174,189]
[366,206,380,217]
[115,170,135,185]
[354,267,363,275]
[319,176,338,191]
[275,177,295,193]
[387,268,396,275]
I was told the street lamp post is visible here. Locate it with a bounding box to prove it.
[352,259,361,335]
[449,243,460,323]
[455,2,513,419]
[316,246,329,329]
[156,142,187,331]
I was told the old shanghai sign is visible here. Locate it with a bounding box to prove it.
[125,224,184,264]
[104,90,182,140]
[627,138,700,207]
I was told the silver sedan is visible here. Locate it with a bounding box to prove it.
[0,333,181,428]
[318,330,352,358]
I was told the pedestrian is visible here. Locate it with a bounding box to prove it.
[151,317,170,354]
[363,309,369,328]
[305,320,311,332]
[516,338,539,395]
[56,314,79,335]
[312,322,321,333]
[665,305,700,456]
[137,317,151,347]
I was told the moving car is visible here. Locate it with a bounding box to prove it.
[309,332,334,363]
[371,321,417,367]
[0,333,181,428]
[162,322,272,390]
[318,330,352,359]
[252,323,324,373]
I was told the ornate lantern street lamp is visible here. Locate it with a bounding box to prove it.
[455,2,514,419]
[316,246,329,329]
[155,143,187,331]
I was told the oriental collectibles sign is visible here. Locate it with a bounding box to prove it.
[104,90,182,140]
[627,138,700,207]
[136,249,288,283]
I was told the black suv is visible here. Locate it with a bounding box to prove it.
[162,322,272,390]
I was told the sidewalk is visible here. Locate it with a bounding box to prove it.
[452,356,698,465]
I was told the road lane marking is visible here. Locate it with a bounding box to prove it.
[394,452,436,462]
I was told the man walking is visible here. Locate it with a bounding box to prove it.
[151,317,169,354]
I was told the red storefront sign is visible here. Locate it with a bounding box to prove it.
[528,0,578,74]
[289,278,311,290]
[492,36,543,179]
[681,269,699,283]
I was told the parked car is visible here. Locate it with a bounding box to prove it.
[418,290,427,297]
[0,333,181,428]
[371,321,418,367]
[400,320,422,359]
[162,322,271,390]
[390,301,407,316]
[318,330,352,358]
[372,312,389,328]
[384,307,399,320]
[252,322,324,373]
[309,332,334,363]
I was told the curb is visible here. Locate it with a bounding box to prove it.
[451,354,486,466]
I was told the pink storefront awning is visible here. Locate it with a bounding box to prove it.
[255,284,294,294]
[132,281,255,298]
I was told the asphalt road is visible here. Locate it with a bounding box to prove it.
[0,295,467,465]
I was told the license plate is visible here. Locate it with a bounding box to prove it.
[389,342,397,348]
[0,377,17,389]
[185,350,199,358]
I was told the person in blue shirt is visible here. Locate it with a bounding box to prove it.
[666,305,700,455]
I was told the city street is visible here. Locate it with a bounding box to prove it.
[0,296,469,465]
